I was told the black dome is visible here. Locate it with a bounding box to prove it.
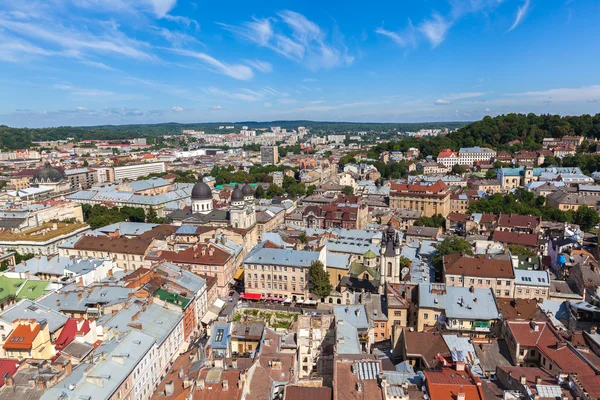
[241,183,254,196]
[34,162,64,183]
[231,184,244,201]
[191,175,212,200]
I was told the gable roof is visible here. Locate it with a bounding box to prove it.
[443,254,514,279]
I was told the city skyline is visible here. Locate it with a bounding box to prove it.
[1,0,599,128]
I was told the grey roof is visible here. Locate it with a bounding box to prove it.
[514,269,550,287]
[210,323,230,349]
[98,222,158,236]
[126,177,170,191]
[41,330,155,400]
[191,176,213,200]
[324,238,380,256]
[419,284,500,320]
[38,285,133,313]
[333,305,370,329]
[0,299,68,333]
[244,247,320,268]
[99,300,182,346]
[326,252,350,270]
[13,255,72,276]
[154,262,206,293]
[335,318,360,354]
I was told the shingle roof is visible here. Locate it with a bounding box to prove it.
[443,253,514,279]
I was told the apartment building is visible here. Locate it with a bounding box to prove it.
[113,161,166,181]
[458,147,496,166]
[443,253,515,298]
[389,180,451,217]
[436,149,459,167]
[65,167,98,190]
[242,245,326,302]
[260,146,279,165]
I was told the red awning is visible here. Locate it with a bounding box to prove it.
[241,292,261,300]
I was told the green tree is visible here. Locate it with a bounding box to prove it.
[254,185,265,199]
[342,186,355,195]
[298,233,308,244]
[309,260,332,297]
[574,205,600,232]
[413,214,445,228]
[485,169,497,179]
[508,244,536,257]
[82,160,89,167]
[306,185,317,196]
[452,164,467,175]
[399,256,411,271]
[266,184,285,198]
[432,237,473,270]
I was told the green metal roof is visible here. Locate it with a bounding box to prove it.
[0,276,25,302]
[154,288,190,308]
[16,280,51,300]
[363,249,377,259]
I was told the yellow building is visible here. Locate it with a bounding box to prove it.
[229,322,264,355]
[389,180,451,217]
[2,319,54,360]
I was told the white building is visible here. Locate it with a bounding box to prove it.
[113,162,166,181]
[458,147,496,166]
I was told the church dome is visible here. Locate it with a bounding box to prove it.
[34,162,64,183]
[191,175,212,200]
[231,184,244,202]
[241,183,254,196]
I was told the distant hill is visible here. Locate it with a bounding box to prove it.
[0,120,465,150]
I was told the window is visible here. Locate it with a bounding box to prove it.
[450,277,455,282]
[505,281,511,286]
[424,313,429,319]
[394,311,402,317]
[505,290,510,296]
[496,290,500,295]
[477,279,482,285]
[485,280,491,285]
[434,314,438,320]
[469,279,474,284]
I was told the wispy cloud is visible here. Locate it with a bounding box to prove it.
[419,14,451,48]
[434,99,452,105]
[210,105,223,111]
[508,0,531,31]
[220,10,353,70]
[244,59,273,73]
[147,0,177,18]
[171,106,185,112]
[165,48,254,80]
[375,20,417,48]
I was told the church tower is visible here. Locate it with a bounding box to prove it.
[380,221,401,288]
[230,184,256,229]
[191,175,213,214]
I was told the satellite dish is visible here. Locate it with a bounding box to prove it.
[401,267,410,278]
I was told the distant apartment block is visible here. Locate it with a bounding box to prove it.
[261,146,279,166]
[113,162,166,181]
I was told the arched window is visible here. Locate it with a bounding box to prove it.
[387,262,393,277]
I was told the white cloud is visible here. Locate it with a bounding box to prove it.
[509,0,531,31]
[435,99,452,105]
[508,85,600,103]
[446,92,486,100]
[0,15,153,60]
[79,60,115,70]
[303,78,317,82]
[210,105,223,111]
[205,87,262,102]
[245,59,273,73]
[264,102,273,108]
[419,14,451,48]
[220,10,353,70]
[147,0,177,18]
[166,48,253,80]
[375,19,417,48]
[171,106,184,112]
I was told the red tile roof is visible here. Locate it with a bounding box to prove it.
[438,149,458,158]
[492,230,538,247]
[498,214,541,229]
[0,359,18,387]
[156,243,232,266]
[443,253,515,279]
[506,321,596,375]
[3,320,41,350]
[424,366,484,400]
[55,318,90,350]
[391,180,449,196]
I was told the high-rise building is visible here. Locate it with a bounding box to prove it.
[260,146,279,165]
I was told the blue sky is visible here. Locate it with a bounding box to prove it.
[0,0,599,127]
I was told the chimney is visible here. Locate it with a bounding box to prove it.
[591,326,598,335]
[457,390,466,400]
[530,321,539,332]
[356,382,363,393]
[197,379,205,390]
[165,381,174,396]
[222,380,229,391]
[455,361,465,371]
[37,377,45,390]
[355,308,361,317]
[535,376,542,384]
[4,376,14,387]
[520,375,527,384]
